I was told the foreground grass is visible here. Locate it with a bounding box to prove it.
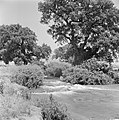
[1,65,119,120]
[0,65,72,120]
[31,78,119,120]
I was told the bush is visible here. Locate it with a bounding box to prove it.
[11,65,44,89]
[31,60,47,75]
[108,70,119,84]
[46,61,71,77]
[31,60,46,68]
[62,66,113,85]
[79,58,110,74]
[13,57,24,66]
[37,94,72,120]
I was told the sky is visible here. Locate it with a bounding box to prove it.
[0,0,119,51]
[0,0,58,51]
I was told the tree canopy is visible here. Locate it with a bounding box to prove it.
[38,0,119,65]
[52,44,74,63]
[34,43,52,61]
[0,24,52,64]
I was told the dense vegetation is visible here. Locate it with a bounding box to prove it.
[37,94,72,120]
[0,0,119,86]
[46,61,71,77]
[0,24,52,65]
[3,0,119,119]
[39,0,119,65]
[62,58,119,85]
[11,65,44,89]
[0,65,72,120]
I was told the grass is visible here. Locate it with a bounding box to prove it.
[0,66,32,119]
[1,64,119,120]
[0,95,31,119]
[31,78,119,120]
[0,65,72,120]
[33,94,72,120]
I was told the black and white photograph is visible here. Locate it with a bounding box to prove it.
[0,0,119,120]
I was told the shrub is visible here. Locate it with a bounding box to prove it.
[31,60,47,75]
[62,66,113,85]
[108,70,119,84]
[31,60,46,68]
[13,57,24,66]
[46,61,71,77]
[37,94,72,120]
[11,65,44,89]
[79,58,110,74]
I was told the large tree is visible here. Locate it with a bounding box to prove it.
[38,0,119,65]
[0,24,38,64]
[0,24,51,64]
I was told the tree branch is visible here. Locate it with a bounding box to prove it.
[55,32,71,41]
[50,8,69,25]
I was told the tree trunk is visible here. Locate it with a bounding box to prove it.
[72,49,84,65]
[72,48,96,65]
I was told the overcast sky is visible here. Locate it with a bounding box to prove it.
[0,0,119,51]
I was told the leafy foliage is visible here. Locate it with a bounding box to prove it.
[107,70,119,84]
[34,43,52,61]
[38,94,72,120]
[11,65,44,89]
[62,66,113,85]
[46,61,71,77]
[39,0,119,65]
[13,57,24,66]
[31,60,46,68]
[79,58,119,84]
[79,58,110,73]
[31,60,47,75]
[52,44,74,63]
[0,24,52,65]
[0,24,37,64]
